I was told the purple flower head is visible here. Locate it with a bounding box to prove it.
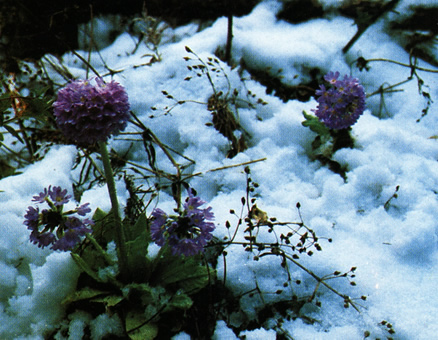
[313,72,366,130]
[51,217,93,251]
[53,77,131,146]
[49,186,72,206]
[24,186,93,251]
[150,189,215,256]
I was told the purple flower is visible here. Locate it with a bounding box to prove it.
[30,230,56,248]
[24,206,40,228]
[150,208,168,246]
[32,188,49,203]
[49,186,72,206]
[51,229,81,251]
[313,72,366,130]
[24,186,93,251]
[52,77,130,146]
[168,237,204,257]
[52,217,93,251]
[184,189,206,214]
[324,71,340,85]
[76,203,91,216]
[202,206,215,220]
[150,189,215,256]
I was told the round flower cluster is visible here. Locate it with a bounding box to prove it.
[313,71,366,130]
[150,189,215,256]
[24,186,93,251]
[52,77,130,146]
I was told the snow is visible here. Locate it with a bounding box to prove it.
[1,0,438,338]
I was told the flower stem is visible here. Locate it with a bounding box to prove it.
[98,141,129,281]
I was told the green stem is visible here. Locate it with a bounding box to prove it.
[225,12,233,65]
[98,141,129,281]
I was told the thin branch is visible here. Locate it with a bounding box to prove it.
[262,252,361,312]
[343,0,401,54]
[184,157,267,180]
[364,58,438,73]
[71,50,102,78]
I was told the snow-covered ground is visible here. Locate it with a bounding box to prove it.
[1,0,438,339]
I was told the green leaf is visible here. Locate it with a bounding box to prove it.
[91,294,124,307]
[152,251,212,294]
[126,212,151,243]
[125,234,152,282]
[302,111,330,137]
[70,231,115,283]
[166,290,193,311]
[0,93,12,120]
[62,286,109,305]
[3,124,24,144]
[126,282,154,294]
[0,159,15,179]
[91,208,117,244]
[21,97,52,122]
[124,213,152,281]
[125,282,155,305]
[126,310,158,340]
[74,209,153,283]
[33,85,52,98]
[70,252,104,283]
